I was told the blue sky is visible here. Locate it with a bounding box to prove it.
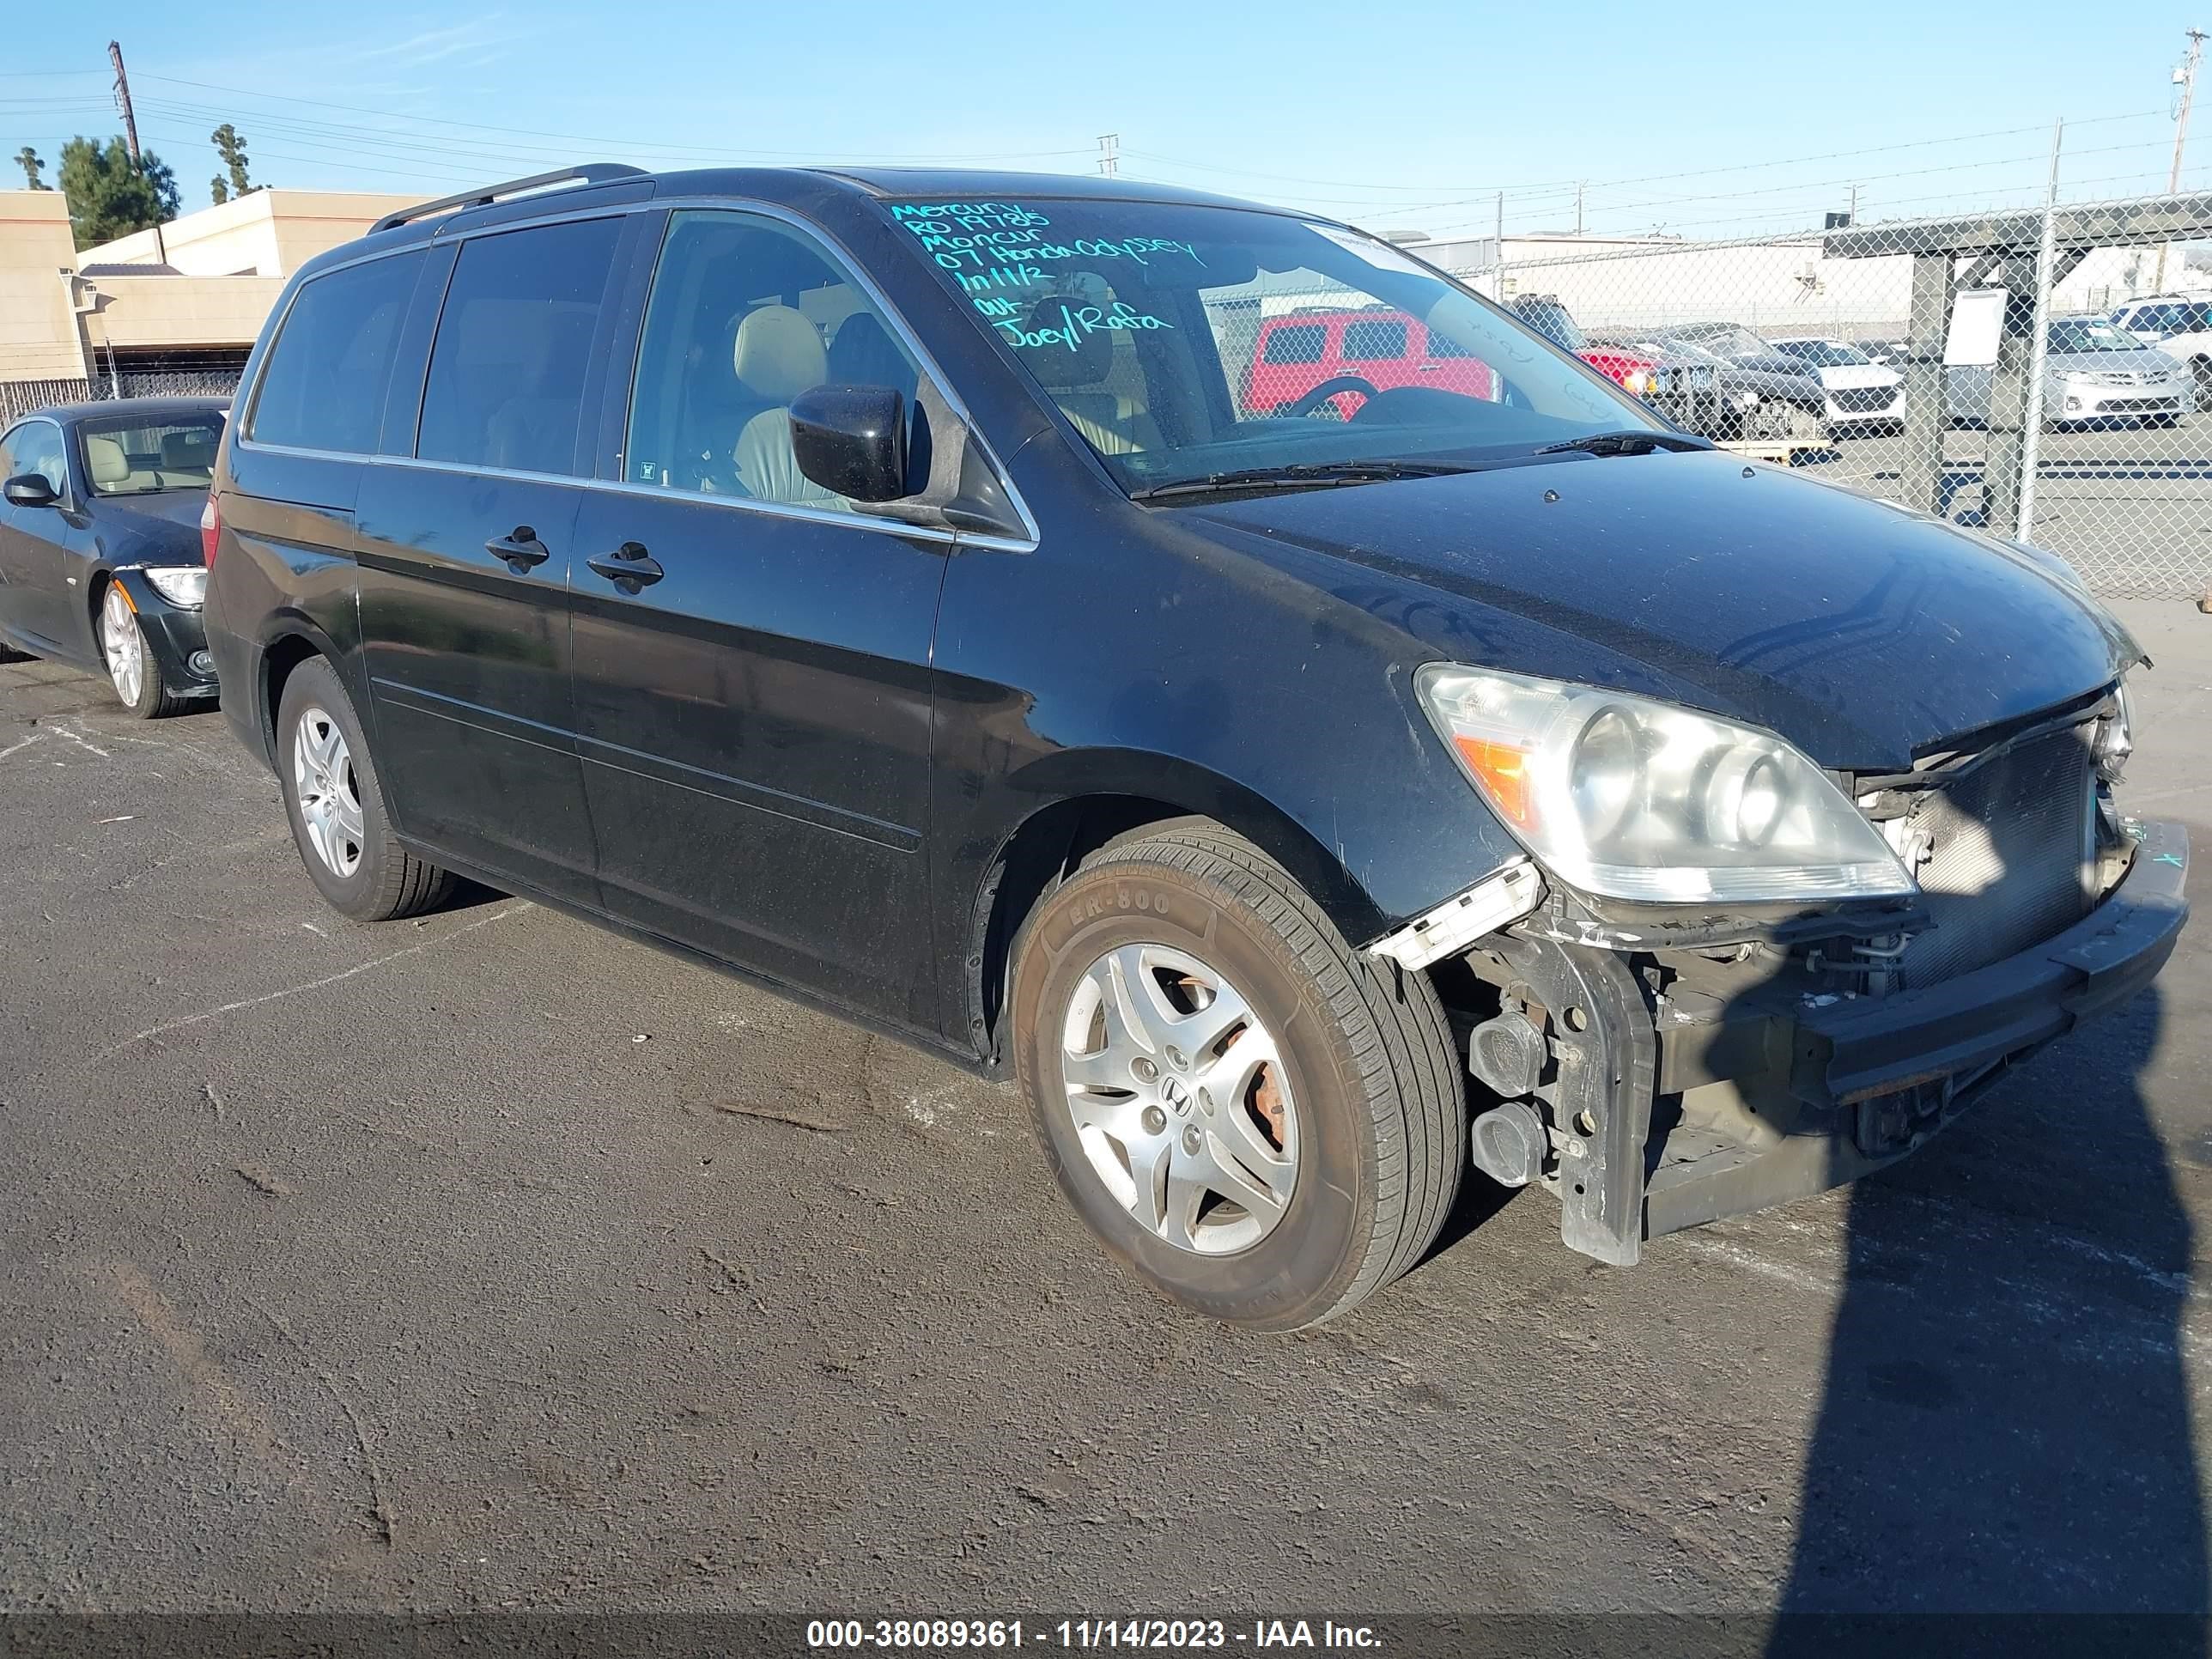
[4,2,2208,240]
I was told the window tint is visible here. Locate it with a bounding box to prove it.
[250,252,422,453]
[1261,324,1326,365]
[625,209,924,511]
[1341,318,1407,362]
[417,218,622,477]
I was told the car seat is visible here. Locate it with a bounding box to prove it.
[82,435,158,494]
[728,305,846,508]
[1017,298,1161,455]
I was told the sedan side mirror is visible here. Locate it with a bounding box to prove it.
[790,386,908,503]
[3,473,58,508]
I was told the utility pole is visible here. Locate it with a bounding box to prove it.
[1575,181,1585,236]
[2156,27,2207,290]
[1097,134,1119,178]
[107,39,167,264]
[1848,182,1858,226]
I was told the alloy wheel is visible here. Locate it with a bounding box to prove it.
[291,707,366,878]
[100,586,143,708]
[1058,943,1299,1255]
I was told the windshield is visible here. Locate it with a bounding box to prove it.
[2048,317,2140,354]
[1675,324,1775,362]
[885,198,1650,492]
[1776,339,1869,368]
[76,412,224,496]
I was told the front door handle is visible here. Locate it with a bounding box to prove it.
[586,542,664,592]
[487,526,550,571]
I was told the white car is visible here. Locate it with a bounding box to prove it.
[2108,295,2212,402]
[1767,337,1905,431]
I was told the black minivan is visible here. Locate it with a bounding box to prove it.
[203,164,2188,1329]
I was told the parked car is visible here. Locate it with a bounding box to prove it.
[1586,331,1830,443]
[2107,295,2212,401]
[0,397,226,716]
[1668,321,1825,380]
[1855,338,1910,369]
[1244,304,1499,419]
[204,166,2186,1330]
[1765,336,1905,432]
[1948,313,2192,428]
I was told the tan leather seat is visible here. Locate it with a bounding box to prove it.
[83,434,157,494]
[1017,298,1161,456]
[728,305,845,508]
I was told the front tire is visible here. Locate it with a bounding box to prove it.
[99,582,178,720]
[1010,822,1465,1331]
[276,657,456,921]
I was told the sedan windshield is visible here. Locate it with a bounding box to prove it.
[1776,339,1870,368]
[884,198,1650,493]
[77,413,224,496]
[2048,317,2140,354]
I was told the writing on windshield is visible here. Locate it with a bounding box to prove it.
[889,202,1192,354]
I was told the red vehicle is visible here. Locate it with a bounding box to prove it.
[1244,306,1500,418]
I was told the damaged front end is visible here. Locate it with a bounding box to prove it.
[1376,687,2191,1265]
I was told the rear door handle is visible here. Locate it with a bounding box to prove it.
[487,526,550,571]
[586,542,664,592]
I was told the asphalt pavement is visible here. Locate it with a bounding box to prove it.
[1,602,2208,1632]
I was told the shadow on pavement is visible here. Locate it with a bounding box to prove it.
[1771,984,2203,1647]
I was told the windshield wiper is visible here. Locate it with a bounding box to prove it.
[1128,459,1472,502]
[1534,429,1713,457]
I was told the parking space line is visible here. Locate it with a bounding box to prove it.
[122,902,529,1047]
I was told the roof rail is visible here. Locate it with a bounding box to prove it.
[371,165,648,234]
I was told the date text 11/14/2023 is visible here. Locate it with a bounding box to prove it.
[805,1619,1382,1650]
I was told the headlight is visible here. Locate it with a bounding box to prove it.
[143,566,208,607]
[1416,665,1915,904]
[1734,392,1762,410]
[1622,368,1656,396]
[2095,681,2133,784]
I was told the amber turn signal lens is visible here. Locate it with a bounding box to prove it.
[1452,735,1535,828]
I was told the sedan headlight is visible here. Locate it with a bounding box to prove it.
[143,566,208,607]
[1416,665,1915,904]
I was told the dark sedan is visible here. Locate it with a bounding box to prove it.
[0,398,226,716]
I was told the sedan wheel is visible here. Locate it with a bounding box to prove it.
[98,583,172,718]
[100,585,144,708]
[290,705,367,879]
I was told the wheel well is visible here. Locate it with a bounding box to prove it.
[260,634,323,757]
[965,795,1202,1066]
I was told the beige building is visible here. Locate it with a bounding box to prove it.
[2,187,421,418]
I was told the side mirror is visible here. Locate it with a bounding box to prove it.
[790,385,908,503]
[3,473,58,508]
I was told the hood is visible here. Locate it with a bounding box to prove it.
[1713,367,1828,406]
[1812,363,1900,391]
[89,491,206,566]
[1183,450,2136,771]
[2050,348,2185,377]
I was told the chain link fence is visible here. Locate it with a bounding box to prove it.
[2,369,241,424]
[1401,187,2212,600]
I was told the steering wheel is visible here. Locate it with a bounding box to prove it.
[1279,376,1382,418]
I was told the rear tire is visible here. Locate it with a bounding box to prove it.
[1010,821,1465,1331]
[275,656,456,921]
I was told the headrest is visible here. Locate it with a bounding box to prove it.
[161,429,216,470]
[732,306,827,402]
[1019,296,1112,391]
[84,435,131,485]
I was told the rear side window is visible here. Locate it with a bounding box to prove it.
[249,252,422,453]
[1261,325,1326,365]
[416,218,623,477]
[1341,319,1407,362]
